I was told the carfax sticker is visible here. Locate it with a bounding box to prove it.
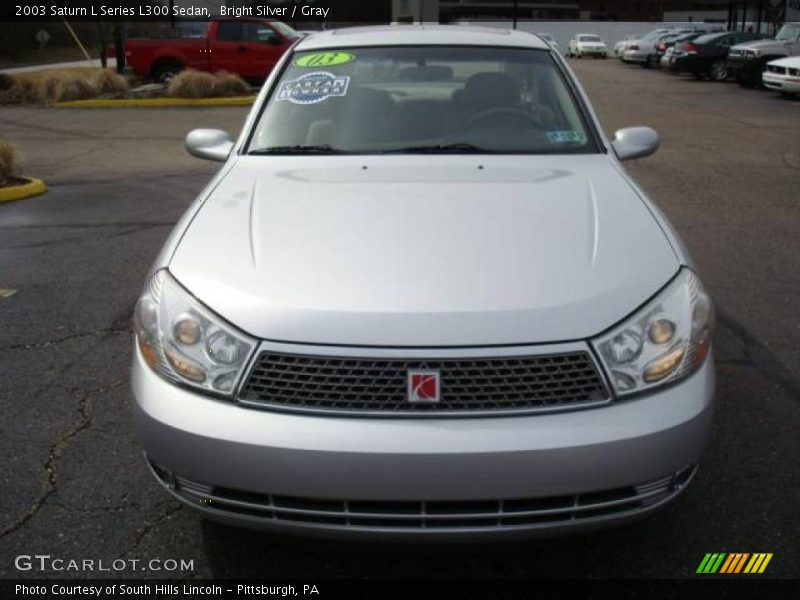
[276,71,350,105]
[295,52,355,68]
[547,130,587,143]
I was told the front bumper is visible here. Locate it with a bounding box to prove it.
[763,72,800,93]
[132,343,715,540]
[727,57,762,82]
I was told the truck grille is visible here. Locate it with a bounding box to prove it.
[238,350,610,416]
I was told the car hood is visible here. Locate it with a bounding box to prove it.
[768,55,800,67]
[731,39,781,51]
[170,155,679,346]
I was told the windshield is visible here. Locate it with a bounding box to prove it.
[579,35,601,42]
[694,33,726,44]
[776,24,800,41]
[249,46,598,155]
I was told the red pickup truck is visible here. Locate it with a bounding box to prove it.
[124,19,300,82]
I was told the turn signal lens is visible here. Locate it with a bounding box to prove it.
[164,345,206,383]
[643,348,686,383]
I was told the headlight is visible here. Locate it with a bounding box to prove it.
[591,268,713,396]
[134,270,256,396]
[746,49,760,58]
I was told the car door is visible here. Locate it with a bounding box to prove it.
[241,22,290,79]
[210,20,283,80]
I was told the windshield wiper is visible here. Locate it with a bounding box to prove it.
[382,143,497,154]
[249,145,344,155]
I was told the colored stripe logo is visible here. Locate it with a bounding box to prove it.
[696,553,773,574]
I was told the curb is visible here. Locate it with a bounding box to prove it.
[0,178,47,203]
[55,96,256,108]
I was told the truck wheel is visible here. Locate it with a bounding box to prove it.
[152,61,182,84]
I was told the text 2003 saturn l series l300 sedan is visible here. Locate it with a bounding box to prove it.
[132,25,715,540]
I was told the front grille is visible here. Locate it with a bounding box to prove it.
[238,350,610,416]
[158,465,697,531]
[767,65,787,75]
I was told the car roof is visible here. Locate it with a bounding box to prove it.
[296,25,549,51]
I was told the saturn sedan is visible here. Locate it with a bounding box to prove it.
[132,25,715,540]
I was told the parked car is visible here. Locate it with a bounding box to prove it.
[674,31,771,80]
[656,30,722,70]
[614,34,642,59]
[727,22,800,87]
[132,25,715,540]
[536,32,560,53]
[763,55,800,96]
[623,28,674,65]
[124,18,300,82]
[568,34,608,58]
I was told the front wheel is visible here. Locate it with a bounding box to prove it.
[710,60,729,82]
[152,61,182,84]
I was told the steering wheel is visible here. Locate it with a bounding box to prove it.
[466,107,543,130]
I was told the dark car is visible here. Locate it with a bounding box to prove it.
[658,31,717,71]
[675,31,771,81]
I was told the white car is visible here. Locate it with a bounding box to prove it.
[536,32,560,53]
[133,25,715,540]
[615,34,642,60]
[568,34,608,59]
[763,55,800,95]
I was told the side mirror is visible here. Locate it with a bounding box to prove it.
[185,129,234,162]
[611,126,660,161]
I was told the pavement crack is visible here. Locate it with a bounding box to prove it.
[2,328,128,351]
[118,502,183,560]
[0,380,126,539]
[717,309,800,401]
[1,224,172,250]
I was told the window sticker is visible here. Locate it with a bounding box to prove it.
[276,72,350,105]
[547,130,587,143]
[294,52,356,68]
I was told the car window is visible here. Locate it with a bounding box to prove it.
[579,35,601,42]
[776,24,800,41]
[249,46,598,155]
[244,23,279,44]
[216,22,245,42]
[270,20,301,40]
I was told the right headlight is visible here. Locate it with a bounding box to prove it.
[134,269,256,397]
[591,268,714,396]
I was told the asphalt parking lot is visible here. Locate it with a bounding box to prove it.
[1,59,798,579]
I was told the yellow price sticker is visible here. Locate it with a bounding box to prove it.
[294,52,355,68]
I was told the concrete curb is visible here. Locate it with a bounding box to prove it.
[0,177,47,203]
[55,96,256,108]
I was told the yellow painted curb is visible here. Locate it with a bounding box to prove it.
[55,96,256,108]
[0,178,47,203]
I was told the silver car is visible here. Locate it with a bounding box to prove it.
[133,25,715,540]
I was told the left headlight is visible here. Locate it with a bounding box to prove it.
[591,268,714,397]
[134,270,256,396]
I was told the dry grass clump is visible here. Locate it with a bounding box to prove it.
[168,70,249,98]
[0,68,129,105]
[211,71,249,97]
[0,141,17,187]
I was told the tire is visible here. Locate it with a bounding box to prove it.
[710,60,729,82]
[152,61,182,84]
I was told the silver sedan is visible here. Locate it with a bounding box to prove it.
[132,25,715,540]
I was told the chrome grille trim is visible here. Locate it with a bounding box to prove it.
[237,348,611,417]
[159,465,698,531]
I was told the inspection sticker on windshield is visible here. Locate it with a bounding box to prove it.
[547,130,587,143]
[276,71,350,105]
[295,52,355,68]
